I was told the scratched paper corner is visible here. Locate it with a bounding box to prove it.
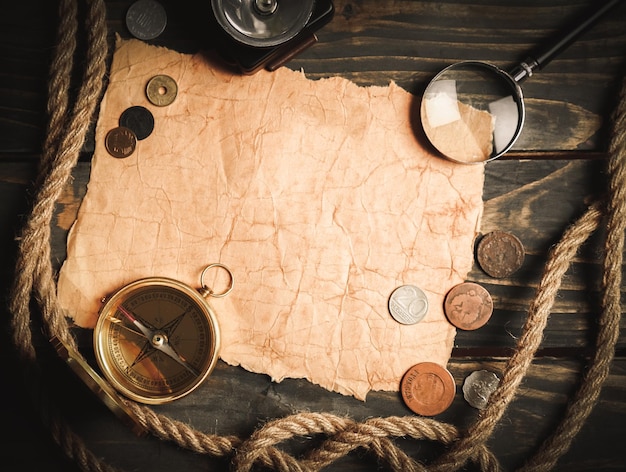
[57,39,484,400]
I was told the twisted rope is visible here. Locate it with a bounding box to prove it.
[8,1,625,471]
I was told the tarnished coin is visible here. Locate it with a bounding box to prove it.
[462,370,500,410]
[401,362,456,416]
[126,0,167,41]
[146,74,178,107]
[119,106,155,140]
[105,126,137,158]
[444,282,493,330]
[476,230,525,278]
[388,285,429,325]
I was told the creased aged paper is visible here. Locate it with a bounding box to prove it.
[57,39,484,400]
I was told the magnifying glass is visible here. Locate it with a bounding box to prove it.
[420,0,622,164]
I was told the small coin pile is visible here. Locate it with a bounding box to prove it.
[104,75,177,158]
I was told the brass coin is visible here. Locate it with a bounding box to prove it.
[105,126,137,158]
[401,362,456,416]
[146,74,178,106]
[444,282,493,330]
[476,230,525,278]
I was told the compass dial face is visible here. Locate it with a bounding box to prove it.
[94,277,220,404]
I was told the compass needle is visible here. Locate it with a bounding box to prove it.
[107,315,147,338]
[117,305,157,339]
[156,342,200,377]
[161,310,189,336]
[94,268,231,403]
[130,341,155,367]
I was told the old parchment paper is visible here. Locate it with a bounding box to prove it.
[57,39,485,400]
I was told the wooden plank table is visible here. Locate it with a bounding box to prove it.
[1,1,625,470]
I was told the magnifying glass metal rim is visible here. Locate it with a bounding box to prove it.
[421,60,526,165]
[420,0,621,164]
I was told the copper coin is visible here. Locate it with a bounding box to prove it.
[146,75,177,106]
[444,282,493,330]
[104,126,137,158]
[476,230,525,278]
[401,362,456,416]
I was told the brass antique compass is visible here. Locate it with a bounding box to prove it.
[92,263,233,405]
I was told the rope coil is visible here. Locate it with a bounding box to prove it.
[8,1,624,470]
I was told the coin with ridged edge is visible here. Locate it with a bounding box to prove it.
[388,285,429,325]
[476,230,525,278]
[146,74,178,106]
[444,282,493,330]
[401,362,456,416]
[105,126,137,158]
[126,0,167,41]
[462,370,500,410]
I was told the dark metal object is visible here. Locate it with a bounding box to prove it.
[119,106,155,141]
[126,0,167,41]
[209,0,335,74]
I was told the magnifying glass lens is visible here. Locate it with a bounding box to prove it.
[421,62,524,163]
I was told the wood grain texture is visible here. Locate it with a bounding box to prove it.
[18,352,624,471]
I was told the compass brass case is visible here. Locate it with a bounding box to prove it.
[94,277,221,404]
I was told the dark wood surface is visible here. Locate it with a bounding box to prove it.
[1,1,625,470]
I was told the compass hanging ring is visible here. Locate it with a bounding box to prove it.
[200,262,234,298]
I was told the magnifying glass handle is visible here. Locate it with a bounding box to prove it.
[509,0,622,82]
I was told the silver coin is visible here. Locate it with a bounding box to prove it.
[126,0,167,41]
[388,285,429,325]
[462,370,500,410]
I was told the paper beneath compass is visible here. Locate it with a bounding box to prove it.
[57,39,485,400]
